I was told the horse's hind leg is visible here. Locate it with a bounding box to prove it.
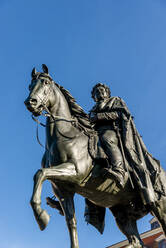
[151,196,166,235]
[110,207,144,248]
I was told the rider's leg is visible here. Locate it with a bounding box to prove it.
[99,129,125,187]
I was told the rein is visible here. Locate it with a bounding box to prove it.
[32,81,77,127]
[31,81,78,148]
[30,79,88,148]
[32,113,77,128]
[32,112,78,149]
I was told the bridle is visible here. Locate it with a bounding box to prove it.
[30,78,78,148]
[31,78,77,125]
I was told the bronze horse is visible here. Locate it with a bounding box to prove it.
[24,65,166,248]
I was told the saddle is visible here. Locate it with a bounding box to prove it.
[88,134,109,177]
[88,134,128,186]
[88,134,107,161]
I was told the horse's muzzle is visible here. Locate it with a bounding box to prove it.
[24,96,37,106]
[24,97,43,116]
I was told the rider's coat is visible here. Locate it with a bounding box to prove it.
[90,96,166,205]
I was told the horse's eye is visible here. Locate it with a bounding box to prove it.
[44,81,49,85]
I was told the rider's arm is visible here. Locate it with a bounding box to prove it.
[96,111,119,121]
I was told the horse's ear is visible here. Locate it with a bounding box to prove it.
[31,67,37,78]
[42,64,49,74]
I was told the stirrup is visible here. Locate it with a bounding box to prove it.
[102,168,125,188]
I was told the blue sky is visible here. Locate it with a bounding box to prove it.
[1,0,166,247]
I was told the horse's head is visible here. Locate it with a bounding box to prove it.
[24,65,56,116]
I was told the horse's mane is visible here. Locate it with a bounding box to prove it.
[36,72,94,134]
[54,81,94,134]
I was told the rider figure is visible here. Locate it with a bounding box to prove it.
[86,83,166,231]
[90,83,125,188]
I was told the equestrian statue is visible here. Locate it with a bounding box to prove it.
[24,64,166,248]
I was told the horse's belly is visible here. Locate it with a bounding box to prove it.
[75,176,133,208]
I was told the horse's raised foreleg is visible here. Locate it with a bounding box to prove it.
[30,168,50,231]
[30,163,79,247]
[30,163,78,230]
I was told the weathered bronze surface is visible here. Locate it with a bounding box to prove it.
[25,65,166,248]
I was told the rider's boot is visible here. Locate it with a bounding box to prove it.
[103,162,125,188]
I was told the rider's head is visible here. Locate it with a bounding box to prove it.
[91,83,111,102]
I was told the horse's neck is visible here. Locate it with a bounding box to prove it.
[46,87,73,148]
[51,86,72,119]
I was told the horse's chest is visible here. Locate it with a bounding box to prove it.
[48,138,77,165]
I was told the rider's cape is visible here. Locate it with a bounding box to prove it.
[85,97,166,233]
[110,97,166,204]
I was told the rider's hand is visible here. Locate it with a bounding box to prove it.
[97,113,105,120]
[90,115,98,123]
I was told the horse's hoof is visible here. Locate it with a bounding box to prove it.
[124,245,143,248]
[37,209,50,231]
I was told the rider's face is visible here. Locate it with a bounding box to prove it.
[94,86,108,101]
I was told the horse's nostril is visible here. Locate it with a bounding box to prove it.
[29,98,37,105]
[24,97,37,107]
